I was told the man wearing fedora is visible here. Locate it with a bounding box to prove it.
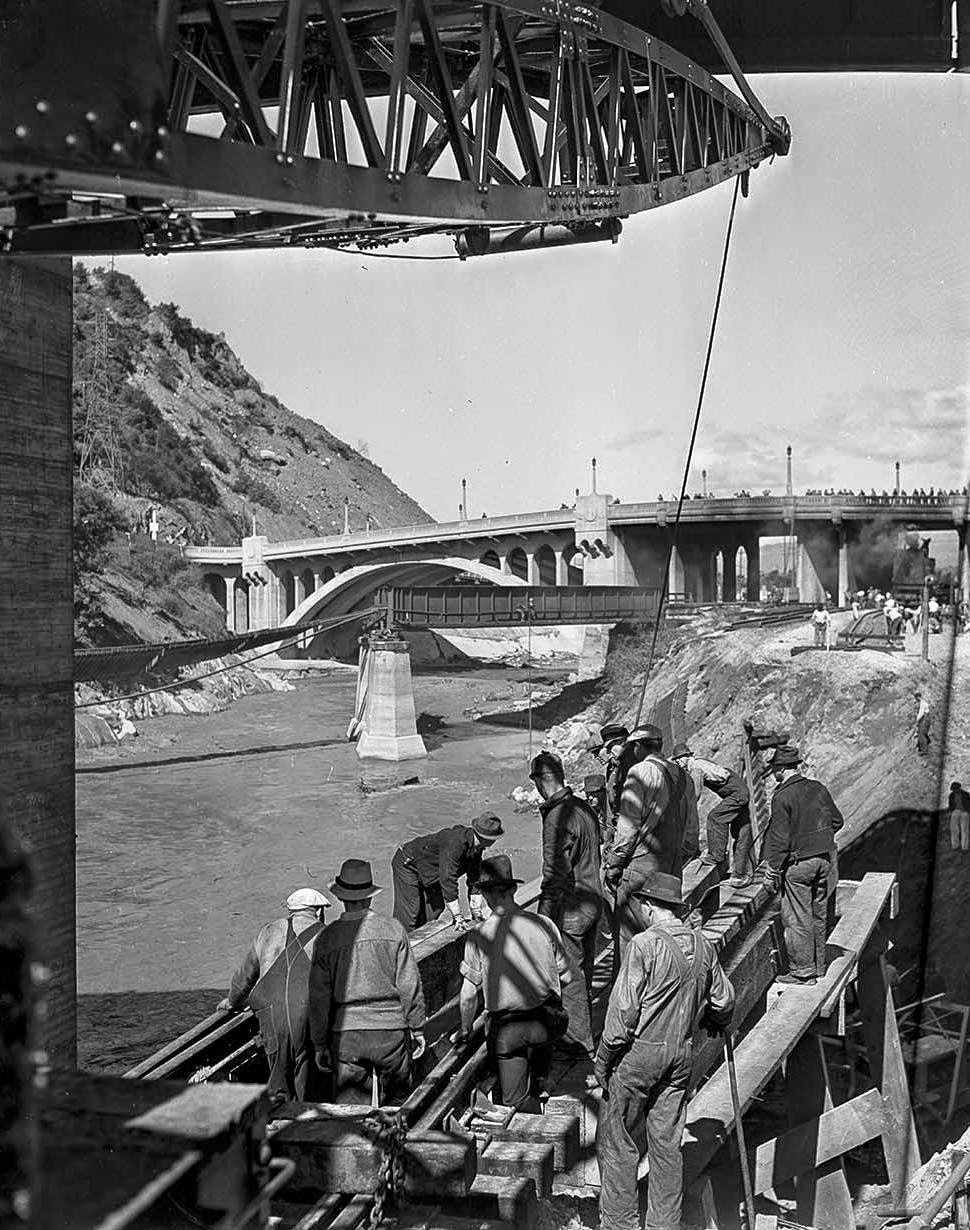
[309,859,427,1104]
[391,814,503,932]
[456,854,574,1113]
[594,872,734,1230]
[670,742,752,885]
[529,749,602,1059]
[589,722,631,829]
[603,725,693,973]
[763,746,844,985]
[218,887,332,1100]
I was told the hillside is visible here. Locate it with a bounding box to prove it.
[73,265,430,644]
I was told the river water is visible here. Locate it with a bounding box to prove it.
[76,666,575,1071]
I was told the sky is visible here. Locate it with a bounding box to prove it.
[113,72,970,523]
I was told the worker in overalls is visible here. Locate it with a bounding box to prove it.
[219,887,332,1100]
[602,725,693,973]
[594,873,735,1230]
[670,743,752,885]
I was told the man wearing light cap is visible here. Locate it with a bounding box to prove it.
[391,814,504,932]
[218,886,332,1099]
[603,724,692,973]
[594,872,734,1230]
[670,741,751,885]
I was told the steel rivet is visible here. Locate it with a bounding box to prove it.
[85,110,98,124]
[65,133,77,148]
[154,149,167,163]
[111,140,124,154]
[285,155,294,165]
[129,119,143,134]
[14,124,28,140]
[35,100,50,115]
[157,125,169,138]
[275,153,285,164]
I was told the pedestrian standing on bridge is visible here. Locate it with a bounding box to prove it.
[594,872,735,1230]
[671,743,753,886]
[390,814,503,932]
[455,854,572,1113]
[309,859,426,1104]
[218,887,332,1101]
[529,750,602,1058]
[762,747,843,985]
[603,726,693,974]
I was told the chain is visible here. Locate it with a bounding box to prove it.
[366,1109,408,1230]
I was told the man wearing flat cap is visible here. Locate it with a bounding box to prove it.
[219,886,332,1099]
[602,724,693,972]
[763,746,844,985]
[391,814,504,932]
[594,873,734,1230]
[309,859,427,1103]
[457,854,574,1112]
[590,722,632,830]
[529,750,603,1058]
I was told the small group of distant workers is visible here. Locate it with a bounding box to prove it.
[219,717,844,1230]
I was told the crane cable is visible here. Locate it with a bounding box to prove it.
[633,174,742,727]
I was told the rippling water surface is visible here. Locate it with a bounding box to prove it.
[76,668,557,1070]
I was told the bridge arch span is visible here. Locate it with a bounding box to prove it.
[283,557,527,631]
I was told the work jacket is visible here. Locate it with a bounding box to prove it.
[536,787,602,935]
[227,912,323,1010]
[763,773,844,871]
[597,918,734,1072]
[398,825,482,903]
[605,755,691,878]
[308,907,426,1038]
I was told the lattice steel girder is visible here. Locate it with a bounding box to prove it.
[0,0,789,256]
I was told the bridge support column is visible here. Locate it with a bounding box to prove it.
[960,527,970,607]
[722,548,737,601]
[356,634,427,762]
[745,538,761,601]
[241,535,275,629]
[796,541,826,604]
[526,551,540,585]
[556,550,569,586]
[837,528,854,606]
[668,544,686,598]
[225,575,237,632]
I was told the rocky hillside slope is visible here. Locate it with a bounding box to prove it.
[549,612,959,830]
[73,265,430,643]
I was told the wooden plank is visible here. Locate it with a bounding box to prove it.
[272,1120,476,1198]
[480,1139,555,1197]
[786,1034,855,1230]
[126,1082,266,1142]
[826,872,896,951]
[881,979,922,1202]
[488,1111,580,1171]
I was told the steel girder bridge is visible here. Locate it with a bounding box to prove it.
[0,0,793,259]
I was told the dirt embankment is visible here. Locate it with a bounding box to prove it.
[546,612,963,833]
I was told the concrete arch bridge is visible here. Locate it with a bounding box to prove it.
[187,489,970,636]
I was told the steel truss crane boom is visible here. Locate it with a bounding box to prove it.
[0,0,789,258]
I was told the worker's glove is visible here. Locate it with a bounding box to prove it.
[314,1045,333,1073]
[762,866,782,894]
[469,893,488,923]
[449,1028,471,1049]
[446,901,469,931]
[603,866,623,894]
[410,1030,427,1060]
[700,1012,726,1040]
